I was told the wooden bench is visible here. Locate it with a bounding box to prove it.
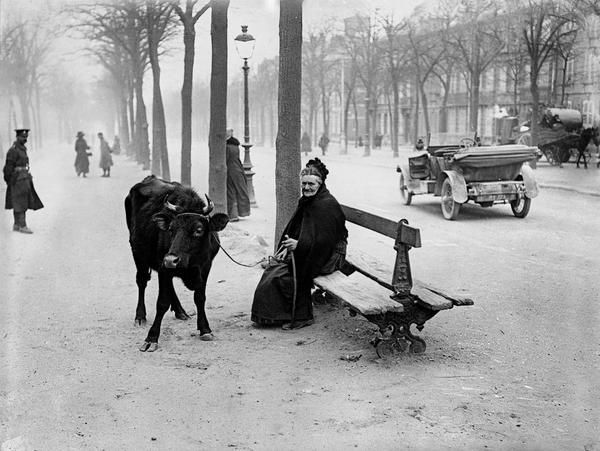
[313,205,474,357]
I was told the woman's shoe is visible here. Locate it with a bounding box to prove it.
[282,319,314,330]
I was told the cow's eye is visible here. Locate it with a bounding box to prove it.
[193,227,203,238]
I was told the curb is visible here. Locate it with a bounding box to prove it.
[538,183,600,197]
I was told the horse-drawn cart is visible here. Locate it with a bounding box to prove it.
[397,143,539,220]
[515,108,586,166]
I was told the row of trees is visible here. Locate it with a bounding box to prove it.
[231,0,600,156]
[0,14,55,150]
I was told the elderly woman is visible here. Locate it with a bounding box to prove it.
[251,158,347,329]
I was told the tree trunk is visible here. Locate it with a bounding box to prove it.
[470,74,481,134]
[180,15,195,186]
[150,47,170,181]
[420,85,430,139]
[127,81,135,158]
[275,0,303,246]
[119,90,130,152]
[530,75,540,147]
[208,0,229,213]
[391,77,399,157]
[134,78,150,169]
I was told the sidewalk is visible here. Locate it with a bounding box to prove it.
[313,142,600,197]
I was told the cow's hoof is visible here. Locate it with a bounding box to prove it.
[134,318,146,327]
[199,333,214,341]
[139,341,158,352]
[174,311,191,321]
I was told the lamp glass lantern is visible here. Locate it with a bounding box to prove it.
[234,25,255,60]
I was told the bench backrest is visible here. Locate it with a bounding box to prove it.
[341,204,421,296]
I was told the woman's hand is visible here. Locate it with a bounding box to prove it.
[282,235,297,251]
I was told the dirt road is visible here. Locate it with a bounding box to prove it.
[1,145,598,450]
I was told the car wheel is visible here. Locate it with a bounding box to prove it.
[399,172,412,205]
[441,178,460,220]
[511,196,531,218]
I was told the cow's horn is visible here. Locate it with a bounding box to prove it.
[165,199,180,212]
[202,194,214,215]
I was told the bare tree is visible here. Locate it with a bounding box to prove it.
[378,14,408,156]
[207,0,229,213]
[275,0,303,244]
[1,18,54,148]
[344,14,381,156]
[172,0,210,186]
[519,0,579,145]
[252,57,279,146]
[145,0,178,180]
[302,31,322,144]
[444,0,506,134]
[75,1,152,168]
[406,17,445,143]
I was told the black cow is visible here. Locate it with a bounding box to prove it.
[125,175,229,352]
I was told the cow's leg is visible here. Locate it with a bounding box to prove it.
[168,288,192,321]
[134,257,151,326]
[193,276,213,341]
[140,273,172,352]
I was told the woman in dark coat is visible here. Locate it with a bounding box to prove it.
[226,128,251,221]
[74,131,91,177]
[251,158,347,329]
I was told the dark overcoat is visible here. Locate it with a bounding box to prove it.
[74,137,91,174]
[226,136,250,218]
[3,141,44,211]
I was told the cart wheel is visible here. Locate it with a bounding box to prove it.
[511,196,531,218]
[399,172,412,205]
[441,178,460,220]
[560,148,572,163]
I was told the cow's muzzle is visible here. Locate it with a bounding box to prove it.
[163,254,180,269]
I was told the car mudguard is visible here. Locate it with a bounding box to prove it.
[440,170,468,203]
[520,163,539,198]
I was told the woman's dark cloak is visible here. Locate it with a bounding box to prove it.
[251,184,347,325]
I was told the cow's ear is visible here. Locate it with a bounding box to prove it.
[209,213,229,232]
[152,213,170,231]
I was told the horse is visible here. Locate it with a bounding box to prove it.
[575,127,599,169]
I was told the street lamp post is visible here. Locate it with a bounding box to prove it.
[234,25,257,205]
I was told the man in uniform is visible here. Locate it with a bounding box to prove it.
[3,129,44,234]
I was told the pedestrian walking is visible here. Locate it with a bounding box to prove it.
[3,129,44,234]
[226,128,251,221]
[74,131,91,177]
[301,131,312,156]
[318,133,329,155]
[98,132,113,177]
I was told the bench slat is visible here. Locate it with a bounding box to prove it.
[341,205,398,239]
[414,281,475,307]
[411,284,453,310]
[345,248,473,309]
[314,271,403,316]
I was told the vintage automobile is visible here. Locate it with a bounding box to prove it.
[396,141,539,220]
